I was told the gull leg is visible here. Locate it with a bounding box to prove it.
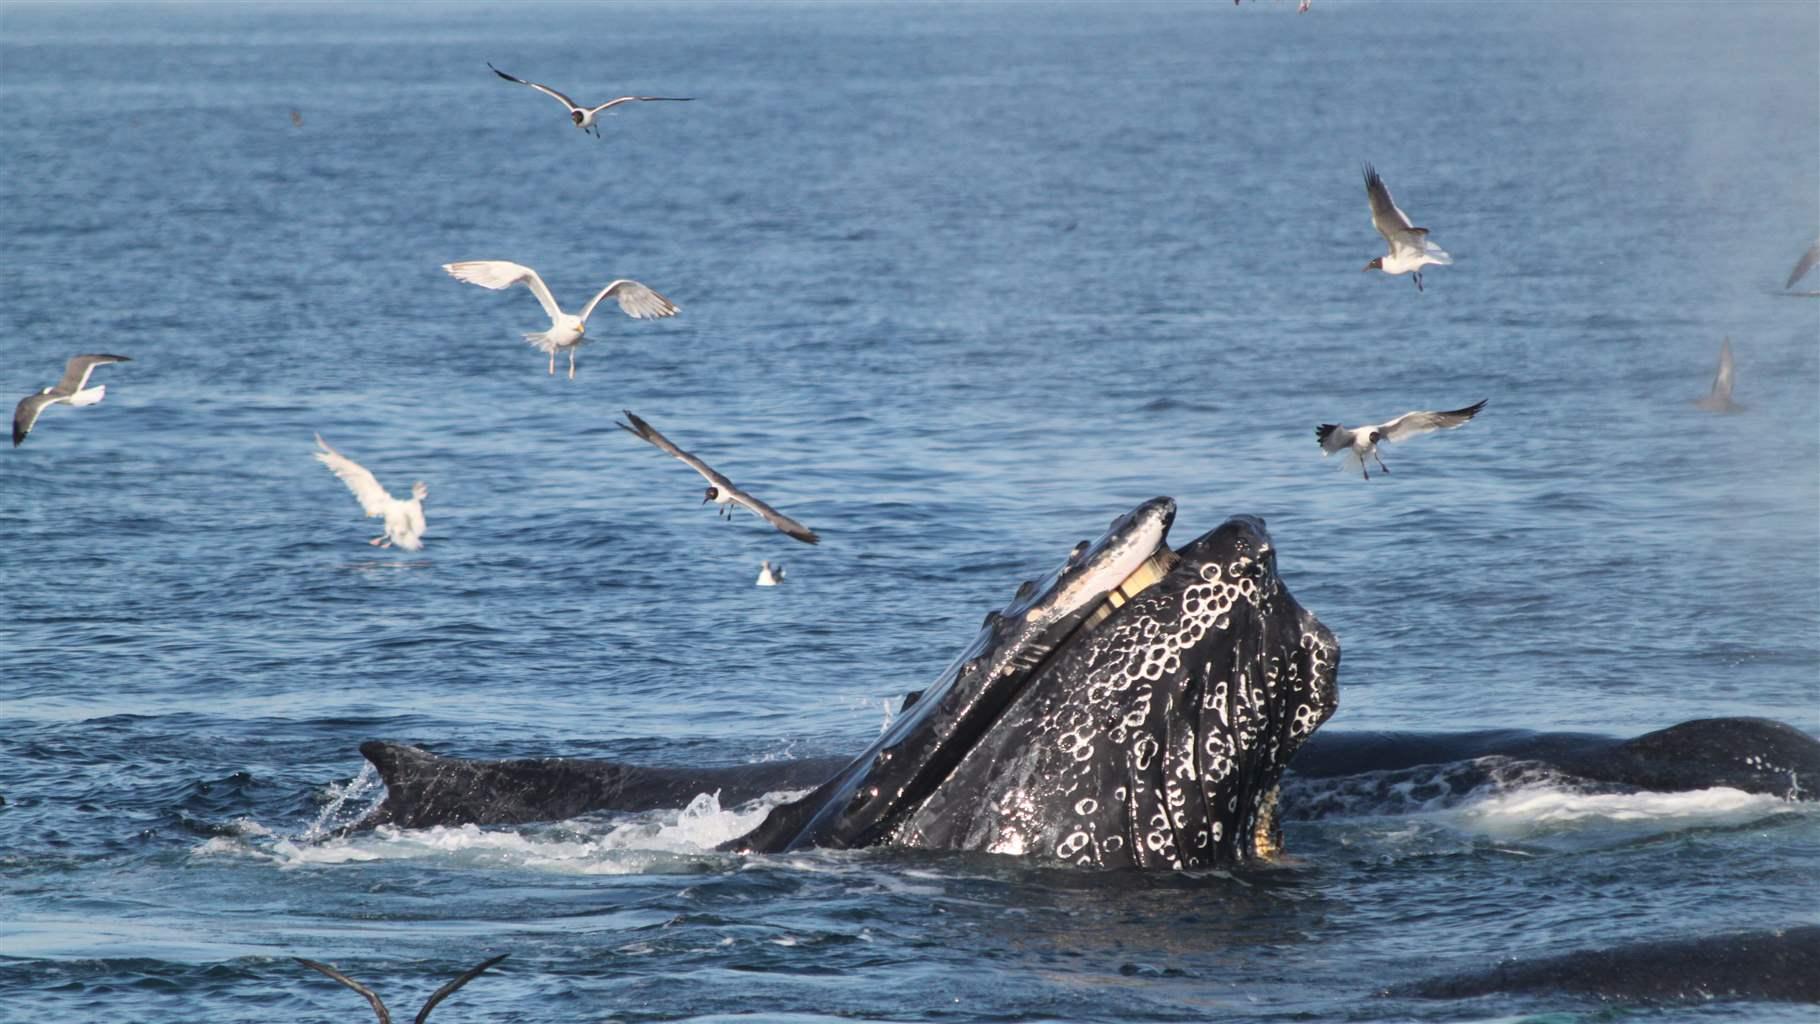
[568,349,577,380]
[369,536,385,546]
[548,352,556,375]
[1373,451,1391,475]
[1413,271,1424,293]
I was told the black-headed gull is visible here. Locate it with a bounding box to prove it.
[1362,163,1452,292]
[313,435,429,551]
[1692,338,1741,413]
[12,353,131,448]
[1316,400,1487,480]
[1787,241,1820,290]
[616,411,820,545]
[488,63,692,138]
[296,954,508,1024]
[757,560,784,586]
[443,260,678,380]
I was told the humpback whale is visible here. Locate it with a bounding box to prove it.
[341,499,1817,866]
[352,498,1343,867]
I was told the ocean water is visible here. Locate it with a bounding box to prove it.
[2,1,1817,1021]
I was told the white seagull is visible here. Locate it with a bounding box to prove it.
[443,260,678,380]
[488,63,692,138]
[1362,163,1452,291]
[617,411,821,545]
[1786,241,1820,290]
[296,954,508,1024]
[757,560,784,586]
[13,353,131,448]
[1692,337,1741,413]
[1316,399,1487,480]
[313,434,429,551]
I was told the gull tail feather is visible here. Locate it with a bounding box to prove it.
[522,331,564,354]
[1424,242,1453,264]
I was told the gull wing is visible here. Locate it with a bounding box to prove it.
[728,487,821,545]
[12,392,57,447]
[1709,337,1735,402]
[1378,399,1488,443]
[443,261,564,325]
[585,95,695,116]
[579,279,680,322]
[616,410,734,492]
[296,958,392,1024]
[54,353,130,396]
[314,434,395,516]
[1787,242,1820,290]
[1313,422,1354,455]
[1363,163,1423,245]
[413,954,509,1024]
[487,63,579,111]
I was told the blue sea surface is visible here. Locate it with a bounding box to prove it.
[2,2,1817,1021]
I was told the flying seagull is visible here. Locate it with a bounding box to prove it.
[1316,399,1487,480]
[1692,337,1741,413]
[313,434,429,550]
[12,353,131,447]
[616,410,821,545]
[443,260,678,379]
[757,560,784,586]
[1787,241,1820,290]
[1362,163,1452,291]
[295,954,508,1024]
[487,63,692,138]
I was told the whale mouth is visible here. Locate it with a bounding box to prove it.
[1080,545,1180,632]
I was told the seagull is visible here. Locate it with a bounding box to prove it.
[616,410,821,545]
[313,435,429,551]
[443,260,678,379]
[1787,241,1820,290]
[757,560,784,586]
[1362,163,1452,291]
[296,954,508,1024]
[1316,399,1487,480]
[13,353,131,448]
[487,63,692,138]
[1692,337,1741,413]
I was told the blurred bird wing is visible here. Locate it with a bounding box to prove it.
[413,954,509,1024]
[728,487,820,545]
[1710,338,1735,400]
[1787,242,1820,289]
[443,261,564,325]
[13,392,56,446]
[488,63,579,111]
[55,353,131,395]
[1378,400,1488,443]
[295,958,392,1024]
[616,410,732,491]
[586,95,695,116]
[580,279,679,322]
[1363,163,1423,245]
[314,435,395,516]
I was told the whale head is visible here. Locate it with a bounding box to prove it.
[730,499,1340,867]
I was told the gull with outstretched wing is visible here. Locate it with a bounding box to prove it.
[12,353,131,447]
[488,63,692,138]
[444,260,677,379]
[617,411,820,545]
[1362,163,1452,292]
[1692,337,1741,413]
[313,434,429,551]
[1316,400,1487,480]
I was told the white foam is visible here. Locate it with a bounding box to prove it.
[194,788,810,875]
[1444,785,1798,839]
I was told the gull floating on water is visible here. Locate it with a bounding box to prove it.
[1787,241,1820,290]
[12,353,131,448]
[1316,399,1487,480]
[757,560,784,586]
[443,260,678,379]
[1362,163,1451,292]
[296,954,508,1024]
[488,63,692,138]
[617,410,821,545]
[1692,337,1741,413]
[313,434,429,551]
